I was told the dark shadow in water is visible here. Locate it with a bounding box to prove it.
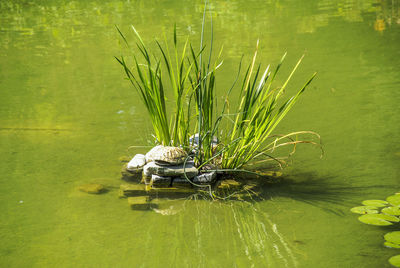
[121,169,396,216]
[247,171,396,216]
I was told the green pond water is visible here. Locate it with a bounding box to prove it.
[1,0,400,267]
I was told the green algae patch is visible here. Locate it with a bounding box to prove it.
[350,206,379,215]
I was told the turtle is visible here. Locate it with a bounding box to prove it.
[145,145,188,165]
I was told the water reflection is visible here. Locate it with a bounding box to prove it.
[1,0,399,54]
[162,198,300,267]
[256,171,396,216]
[0,0,399,267]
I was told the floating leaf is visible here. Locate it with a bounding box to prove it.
[384,232,400,245]
[379,214,400,222]
[382,206,400,216]
[358,214,399,226]
[384,242,400,249]
[387,195,400,207]
[350,206,378,214]
[389,255,400,267]
[362,200,389,207]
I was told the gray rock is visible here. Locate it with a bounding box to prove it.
[142,174,152,185]
[143,161,198,178]
[151,175,172,187]
[200,163,218,171]
[193,171,217,184]
[127,154,146,172]
[121,164,142,183]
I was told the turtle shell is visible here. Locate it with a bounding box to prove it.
[146,145,188,165]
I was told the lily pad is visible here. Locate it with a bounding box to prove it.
[382,207,400,216]
[389,255,400,267]
[350,206,378,215]
[384,242,400,249]
[384,232,400,245]
[387,195,400,207]
[361,200,389,207]
[358,214,399,226]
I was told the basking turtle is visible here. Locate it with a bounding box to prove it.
[146,145,188,165]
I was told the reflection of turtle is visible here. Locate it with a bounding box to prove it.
[146,145,188,165]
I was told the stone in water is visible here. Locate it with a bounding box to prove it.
[127,154,146,172]
[143,161,198,178]
[192,171,217,184]
[78,183,105,194]
[151,175,172,187]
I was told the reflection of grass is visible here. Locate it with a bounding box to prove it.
[249,172,393,215]
[116,6,320,170]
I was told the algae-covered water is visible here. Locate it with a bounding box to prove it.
[1,0,400,267]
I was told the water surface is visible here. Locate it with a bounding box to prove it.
[1,0,400,267]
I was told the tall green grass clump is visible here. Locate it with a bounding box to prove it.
[116,6,321,171]
[115,25,193,147]
[218,46,319,169]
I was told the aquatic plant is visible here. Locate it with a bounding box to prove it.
[350,193,400,267]
[115,25,192,147]
[116,4,321,170]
